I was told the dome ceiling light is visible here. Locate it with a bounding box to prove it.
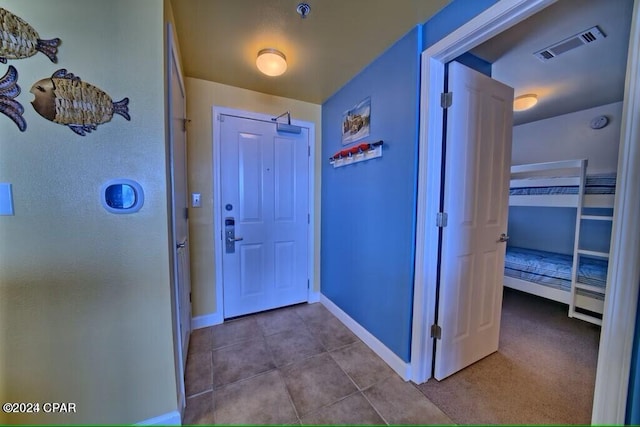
[513,94,538,111]
[256,48,287,77]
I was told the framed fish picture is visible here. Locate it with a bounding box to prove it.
[341,97,371,145]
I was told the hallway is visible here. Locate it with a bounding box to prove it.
[182,303,452,424]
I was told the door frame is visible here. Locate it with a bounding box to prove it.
[166,22,187,417]
[212,107,317,319]
[410,0,640,424]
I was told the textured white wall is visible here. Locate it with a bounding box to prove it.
[0,0,176,423]
[512,101,623,173]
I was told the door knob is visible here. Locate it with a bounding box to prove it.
[177,240,187,249]
[497,233,510,243]
[226,236,244,243]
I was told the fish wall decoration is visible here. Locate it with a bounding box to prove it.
[0,7,61,63]
[0,65,26,131]
[31,69,130,136]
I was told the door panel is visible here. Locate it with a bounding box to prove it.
[239,133,265,222]
[434,61,513,380]
[221,115,309,318]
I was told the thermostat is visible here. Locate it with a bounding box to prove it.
[101,179,144,214]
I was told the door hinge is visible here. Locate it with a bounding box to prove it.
[430,324,442,340]
[441,92,452,109]
[307,279,310,289]
[189,292,192,303]
[182,118,190,132]
[308,213,310,224]
[436,212,448,228]
[308,145,311,157]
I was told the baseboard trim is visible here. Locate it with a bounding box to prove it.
[320,294,412,381]
[191,312,223,330]
[308,290,321,303]
[135,410,181,425]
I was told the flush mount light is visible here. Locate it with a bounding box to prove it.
[256,48,287,76]
[513,94,538,111]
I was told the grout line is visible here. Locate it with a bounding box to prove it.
[276,369,302,424]
[325,344,390,425]
[185,386,213,400]
[211,365,279,391]
[360,389,391,426]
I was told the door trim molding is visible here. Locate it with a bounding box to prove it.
[412,0,640,423]
[211,107,316,319]
[593,0,640,422]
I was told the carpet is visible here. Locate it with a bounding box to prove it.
[415,287,601,425]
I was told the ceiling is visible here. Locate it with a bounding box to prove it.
[170,0,450,104]
[170,0,633,124]
[471,0,633,125]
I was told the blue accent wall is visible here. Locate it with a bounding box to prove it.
[320,0,498,362]
[454,52,492,77]
[423,0,499,49]
[321,27,422,361]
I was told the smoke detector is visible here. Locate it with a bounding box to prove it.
[296,3,310,19]
[534,26,606,62]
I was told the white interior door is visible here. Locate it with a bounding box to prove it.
[220,114,309,318]
[434,61,514,380]
[169,45,191,372]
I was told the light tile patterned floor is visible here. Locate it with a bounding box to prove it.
[183,302,452,425]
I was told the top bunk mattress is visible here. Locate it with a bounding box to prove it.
[509,173,616,196]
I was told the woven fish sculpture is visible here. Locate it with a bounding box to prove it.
[0,65,26,131]
[31,69,130,136]
[0,7,61,63]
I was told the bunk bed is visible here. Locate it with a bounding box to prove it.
[504,159,616,325]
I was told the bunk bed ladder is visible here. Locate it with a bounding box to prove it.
[568,159,609,326]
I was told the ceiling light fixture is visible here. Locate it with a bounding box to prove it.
[256,48,287,76]
[513,94,538,111]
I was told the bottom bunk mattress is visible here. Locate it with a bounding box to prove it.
[504,246,608,298]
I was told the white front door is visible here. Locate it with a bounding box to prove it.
[434,61,514,380]
[220,114,309,318]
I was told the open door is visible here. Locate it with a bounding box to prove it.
[170,54,191,370]
[434,61,514,380]
[166,23,191,416]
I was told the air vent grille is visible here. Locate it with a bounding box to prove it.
[534,26,606,62]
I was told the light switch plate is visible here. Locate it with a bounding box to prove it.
[192,193,201,208]
[0,183,14,216]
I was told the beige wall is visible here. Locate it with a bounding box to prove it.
[185,77,322,317]
[0,0,177,424]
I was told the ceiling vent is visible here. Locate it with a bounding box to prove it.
[534,26,606,62]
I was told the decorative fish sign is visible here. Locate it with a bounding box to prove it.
[0,7,61,63]
[30,69,130,136]
[0,65,26,131]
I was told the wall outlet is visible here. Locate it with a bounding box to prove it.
[191,193,201,208]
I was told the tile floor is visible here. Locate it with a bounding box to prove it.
[183,302,452,425]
